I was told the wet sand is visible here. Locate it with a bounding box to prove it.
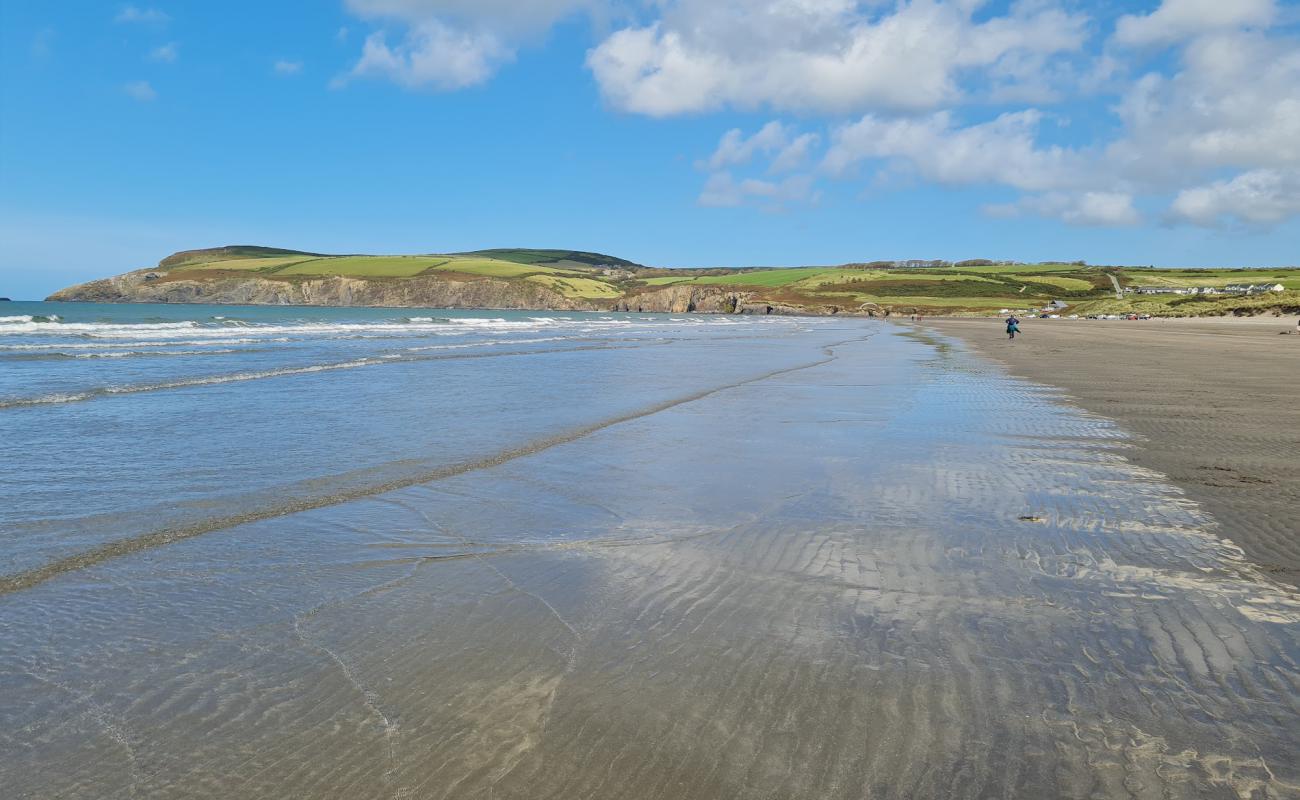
[3,322,1299,798]
[930,316,1300,587]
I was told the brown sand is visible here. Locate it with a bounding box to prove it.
[931,315,1300,586]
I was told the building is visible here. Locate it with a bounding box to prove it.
[1224,283,1286,295]
[1127,286,1194,295]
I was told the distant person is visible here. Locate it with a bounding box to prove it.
[1006,315,1020,340]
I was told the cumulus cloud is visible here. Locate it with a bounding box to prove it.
[588,0,1088,116]
[823,110,1083,192]
[123,80,157,102]
[149,42,178,63]
[1107,32,1300,183]
[696,123,822,209]
[115,6,169,24]
[1171,169,1300,226]
[698,171,818,210]
[331,0,1300,228]
[804,22,1300,227]
[771,133,821,173]
[989,192,1142,226]
[705,122,792,171]
[343,22,511,90]
[341,0,596,89]
[1113,0,1276,47]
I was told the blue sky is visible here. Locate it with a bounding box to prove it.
[2,0,1298,298]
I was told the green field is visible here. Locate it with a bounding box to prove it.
[173,256,318,272]
[457,248,639,270]
[432,258,571,278]
[275,256,449,277]
[526,274,622,299]
[1019,275,1096,291]
[692,268,851,287]
[159,246,323,269]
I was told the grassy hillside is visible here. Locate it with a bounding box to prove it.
[136,246,1300,314]
[457,248,641,270]
[157,247,637,301]
[158,246,326,269]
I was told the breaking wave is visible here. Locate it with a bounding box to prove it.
[0,358,385,409]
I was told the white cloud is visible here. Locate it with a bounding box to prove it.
[698,171,817,210]
[823,110,1083,192]
[343,22,511,91]
[1171,169,1300,226]
[1068,192,1141,226]
[274,60,304,76]
[341,0,596,89]
[123,80,157,102]
[808,22,1300,228]
[771,133,820,173]
[587,0,1088,116]
[149,42,178,63]
[999,192,1142,226]
[1107,32,1300,183]
[704,122,791,171]
[1114,0,1276,47]
[115,6,170,24]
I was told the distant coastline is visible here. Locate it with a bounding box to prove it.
[48,245,1300,318]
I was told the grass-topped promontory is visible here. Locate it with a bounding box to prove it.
[73,245,1300,315]
[165,249,624,298]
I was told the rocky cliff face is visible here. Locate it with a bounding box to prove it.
[47,269,837,315]
[48,270,602,310]
[611,285,750,313]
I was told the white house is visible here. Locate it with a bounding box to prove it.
[1224,283,1286,295]
[1128,286,1195,295]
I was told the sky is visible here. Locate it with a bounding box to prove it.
[1,0,1298,299]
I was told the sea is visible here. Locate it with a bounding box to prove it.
[0,300,844,583]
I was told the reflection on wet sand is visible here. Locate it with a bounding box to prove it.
[2,324,1297,799]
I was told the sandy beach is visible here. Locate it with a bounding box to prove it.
[930,315,1300,587]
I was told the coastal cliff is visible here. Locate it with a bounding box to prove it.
[47,268,789,314]
[51,244,1297,316]
[48,269,600,310]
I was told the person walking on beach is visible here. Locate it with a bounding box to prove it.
[1006,315,1020,340]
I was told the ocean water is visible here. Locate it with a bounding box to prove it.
[3,301,1298,798]
[0,301,845,583]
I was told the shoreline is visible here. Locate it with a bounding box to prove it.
[35,295,1300,322]
[929,315,1300,587]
